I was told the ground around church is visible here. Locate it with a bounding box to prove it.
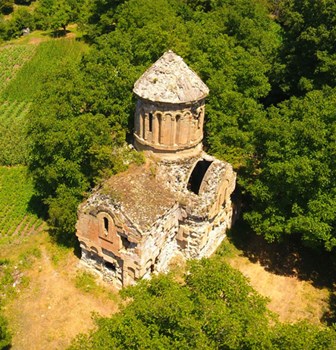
[3,229,331,349]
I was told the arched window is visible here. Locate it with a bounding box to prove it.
[196,109,202,129]
[105,261,116,271]
[103,217,109,235]
[175,114,181,144]
[120,235,131,249]
[157,113,162,144]
[149,113,153,132]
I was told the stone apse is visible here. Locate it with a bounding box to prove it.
[76,51,236,288]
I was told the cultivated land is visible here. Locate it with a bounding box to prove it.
[0,32,334,348]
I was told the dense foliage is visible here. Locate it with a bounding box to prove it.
[275,0,336,96]
[245,88,336,249]
[0,312,11,350]
[70,257,336,349]
[26,43,143,240]
[26,0,282,241]
[14,0,333,250]
[0,313,11,349]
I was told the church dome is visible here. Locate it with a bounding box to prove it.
[133,51,209,104]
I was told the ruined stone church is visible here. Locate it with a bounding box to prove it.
[76,51,236,288]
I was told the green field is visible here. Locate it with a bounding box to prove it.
[0,166,44,245]
[0,37,88,242]
[0,44,37,93]
[0,101,31,165]
[1,39,87,101]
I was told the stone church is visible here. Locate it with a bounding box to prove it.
[76,51,236,288]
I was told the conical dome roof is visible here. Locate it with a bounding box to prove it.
[133,51,209,104]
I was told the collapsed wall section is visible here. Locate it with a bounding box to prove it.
[157,152,236,259]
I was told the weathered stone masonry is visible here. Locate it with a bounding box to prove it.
[76,51,236,288]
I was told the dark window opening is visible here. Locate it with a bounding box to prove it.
[120,235,131,249]
[103,217,109,233]
[197,110,202,129]
[149,113,153,132]
[105,261,116,271]
[142,114,146,139]
[187,159,213,195]
[158,114,162,143]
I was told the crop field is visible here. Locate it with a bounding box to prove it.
[0,101,31,165]
[0,44,37,94]
[0,38,88,242]
[2,39,88,101]
[0,166,44,245]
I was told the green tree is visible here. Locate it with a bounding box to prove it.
[27,63,117,240]
[33,0,55,29]
[244,88,336,251]
[70,257,336,349]
[50,0,72,33]
[34,0,85,32]
[5,7,35,38]
[274,0,336,96]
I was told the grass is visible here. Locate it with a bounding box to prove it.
[75,271,100,293]
[1,39,88,101]
[45,238,73,267]
[74,270,121,303]
[0,166,44,245]
[0,236,43,305]
[0,30,100,348]
[0,101,31,165]
[0,44,37,93]
[0,37,88,166]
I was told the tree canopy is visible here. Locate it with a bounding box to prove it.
[275,0,336,96]
[245,88,336,250]
[21,0,335,253]
[70,257,336,349]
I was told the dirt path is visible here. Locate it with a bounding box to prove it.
[229,255,329,323]
[6,248,118,350]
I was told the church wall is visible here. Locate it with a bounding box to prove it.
[76,203,144,287]
[134,99,205,156]
[138,204,180,277]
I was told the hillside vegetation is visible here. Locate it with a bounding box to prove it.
[2,39,87,101]
[0,44,36,91]
[0,39,87,166]
[0,36,88,348]
[0,166,43,243]
[24,0,335,252]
